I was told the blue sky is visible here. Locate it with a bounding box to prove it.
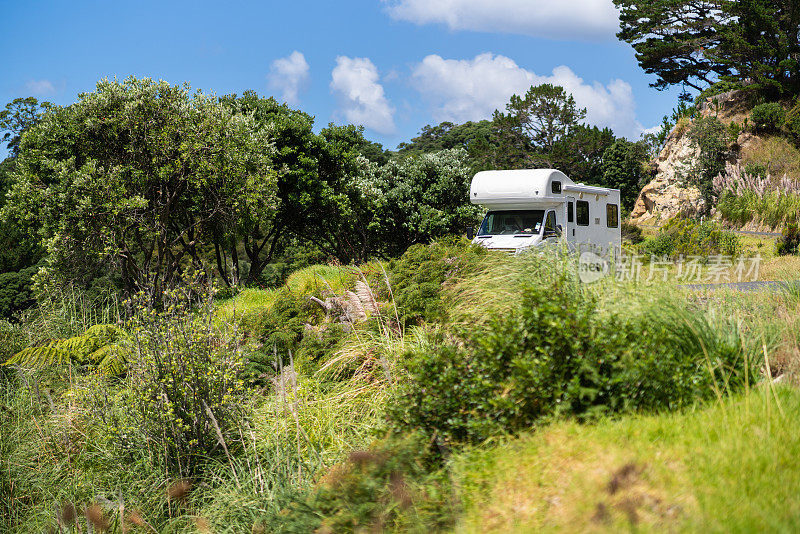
[1,0,684,152]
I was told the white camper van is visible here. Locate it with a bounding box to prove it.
[469,169,621,256]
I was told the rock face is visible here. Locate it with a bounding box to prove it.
[630,89,754,225]
[630,126,706,224]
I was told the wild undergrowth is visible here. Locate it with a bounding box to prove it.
[388,250,763,448]
[456,386,800,532]
[715,162,800,229]
[638,217,740,258]
[0,241,795,532]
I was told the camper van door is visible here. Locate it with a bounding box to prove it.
[565,196,576,241]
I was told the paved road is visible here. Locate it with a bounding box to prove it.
[681,280,794,291]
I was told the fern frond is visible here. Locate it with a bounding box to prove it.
[5,345,72,368]
[89,344,129,375]
[55,335,103,362]
[3,323,129,373]
[84,324,123,344]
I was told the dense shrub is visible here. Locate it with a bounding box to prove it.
[640,232,676,257]
[242,287,312,352]
[751,102,786,132]
[743,162,768,178]
[640,217,740,258]
[0,321,25,386]
[688,116,732,205]
[295,322,350,374]
[777,223,800,255]
[0,265,37,321]
[121,281,247,474]
[388,269,758,446]
[784,107,800,143]
[260,435,455,533]
[621,221,645,245]
[389,240,488,326]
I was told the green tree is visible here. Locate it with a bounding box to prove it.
[615,0,800,96]
[0,98,49,274]
[4,77,276,300]
[397,120,495,154]
[716,0,800,97]
[599,139,650,210]
[222,92,388,267]
[551,125,617,184]
[355,137,392,165]
[0,98,51,319]
[0,158,43,274]
[372,149,480,257]
[218,92,314,284]
[298,124,385,264]
[614,0,732,92]
[0,97,53,156]
[492,84,587,169]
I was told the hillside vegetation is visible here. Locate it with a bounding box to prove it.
[458,387,800,532]
[2,242,799,532]
[1,1,800,530]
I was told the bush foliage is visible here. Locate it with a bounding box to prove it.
[389,240,488,326]
[640,217,740,258]
[777,223,800,256]
[388,264,759,446]
[120,282,247,475]
[688,116,732,205]
[261,435,455,533]
[0,265,37,321]
[751,102,786,132]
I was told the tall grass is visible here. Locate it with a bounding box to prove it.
[0,263,407,532]
[715,162,800,228]
[1,245,796,531]
[455,387,800,533]
[18,285,122,344]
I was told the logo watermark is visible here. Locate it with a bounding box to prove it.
[578,253,762,284]
[578,252,610,284]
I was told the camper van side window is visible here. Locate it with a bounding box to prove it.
[606,204,619,228]
[551,181,562,194]
[576,200,589,226]
[567,202,574,223]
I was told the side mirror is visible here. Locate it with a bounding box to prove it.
[556,224,563,237]
[467,226,475,240]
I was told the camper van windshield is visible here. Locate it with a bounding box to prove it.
[478,210,545,236]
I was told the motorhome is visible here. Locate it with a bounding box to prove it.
[469,169,621,256]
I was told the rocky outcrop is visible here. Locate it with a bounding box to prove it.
[630,125,706,224]
[630,89,757,225]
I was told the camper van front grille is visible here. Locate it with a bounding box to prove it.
[490,248,518,255]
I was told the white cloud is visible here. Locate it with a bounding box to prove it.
[410,53,644,138]
[383,0,619,41]
[267,51,310,105]
[330,56,396,135]
[641,124,663,137]
[25,79,55,96]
